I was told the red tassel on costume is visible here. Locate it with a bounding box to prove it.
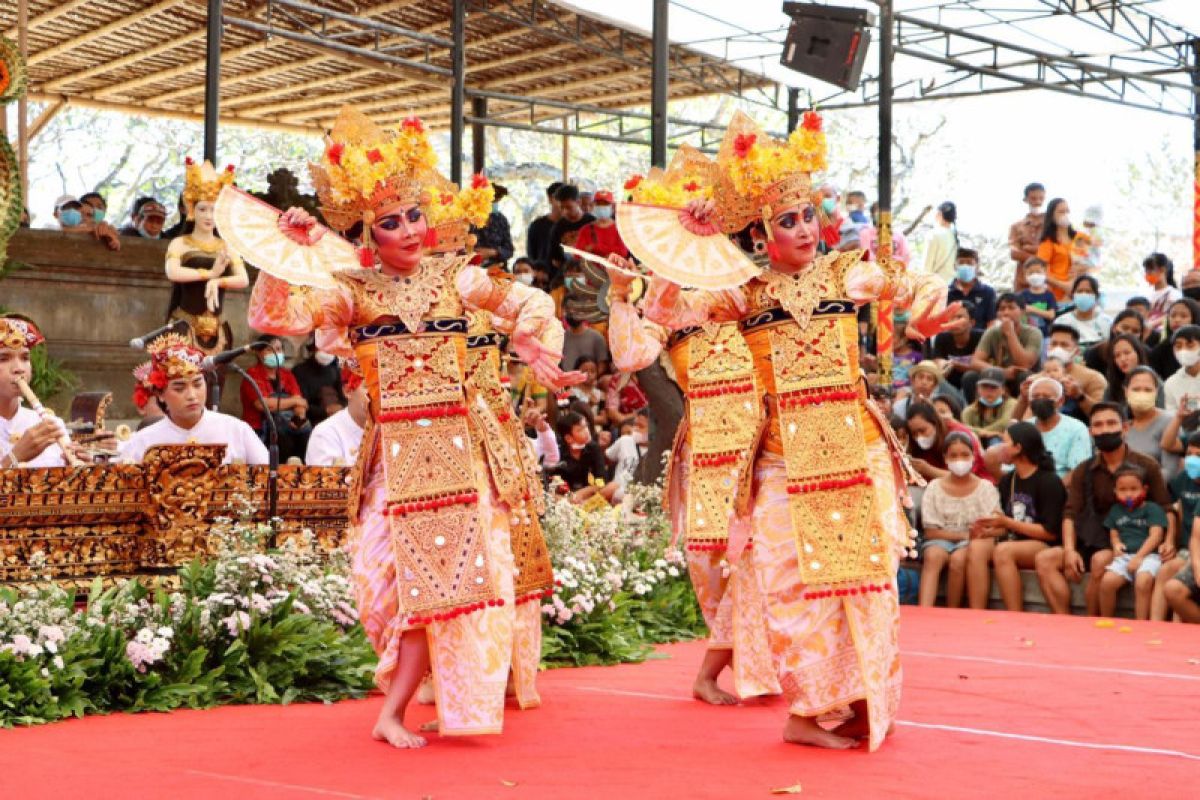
[422,227,439,248]
[358,247,375,268]
[766,241,781,262]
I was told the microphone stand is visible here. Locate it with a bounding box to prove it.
[229,362,279,546]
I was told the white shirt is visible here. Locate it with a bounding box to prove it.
[119,409,269,465]
[531,427,559,467]
[1164,367,1200,414]
[605,434,646,499]
[0,405,66,467]
[305,408,364,466]
[1052,309,1112,348]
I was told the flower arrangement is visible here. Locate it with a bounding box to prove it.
[723,110,827,201]
[321,116,439,207]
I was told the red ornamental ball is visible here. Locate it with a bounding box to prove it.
[733,133,757,158]
[801,111,823,132]
[327,142,345,165]
[471,173,489,190]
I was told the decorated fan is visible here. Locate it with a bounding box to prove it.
[616,202,759,291]
[0,37,27,106]
[214,185,357,290]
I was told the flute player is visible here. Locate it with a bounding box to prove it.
[0,315,74,468]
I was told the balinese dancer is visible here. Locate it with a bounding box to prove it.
[606,152,779,706]
[0,315,69,468]
[230,109,577,749]
[615,112,953,751]
[164,160,249,358]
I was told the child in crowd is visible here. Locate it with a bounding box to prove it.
[932,394,963,423]
[1099,465,1167,620]
[892,333,922,393]
[1017,258,1057,336]
[1039,356,1066,382]
[962,367,1016,446]
[918,432,1002,608]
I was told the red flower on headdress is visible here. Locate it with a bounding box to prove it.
[733,133,757,159]
[327,142,344,165]
[133,385,152,411]
[148,370,168,390]
[366,149,383,164]
[801,111,823,132]
[471,173,489,190]
[402,116,424,133]
[440,193,455,206]
[185,157,194,166]
[683,181,700,192]
[225,164,235,173]
[623,175,643,191]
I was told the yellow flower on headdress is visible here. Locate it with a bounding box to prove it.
[622,144,717,208]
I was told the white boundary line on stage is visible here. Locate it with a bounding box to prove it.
[570,686,1200,762]
[184,769,376,798]
[903,650,1200,682]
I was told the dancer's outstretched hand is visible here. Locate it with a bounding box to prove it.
[512,328,585,389]
[278,207,327,246]
[605,254,637,296]
[905,301,962,344]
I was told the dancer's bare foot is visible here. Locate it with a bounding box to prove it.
[372,717,428,749]
[419,719,439,733]
[416,677,435,706]
[783,715,858,750]
[693,677,739,706]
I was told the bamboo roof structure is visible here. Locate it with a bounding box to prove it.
[4,0,778,137]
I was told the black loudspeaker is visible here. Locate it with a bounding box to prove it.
[780,3,874,91]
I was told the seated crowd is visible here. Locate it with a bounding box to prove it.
[9,178,1200,624]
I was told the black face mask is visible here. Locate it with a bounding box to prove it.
[1030,398,1057,421]
[1093,432,1124,453]
[1185,288,1200,302]
[565,316,582,329]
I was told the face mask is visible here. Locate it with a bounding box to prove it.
[1122,495,1144,511]
[1056,214,1070,228]
[516,272,534,285]
[1127,390,1156,413]
[1028,203,1043,214]
[593,205,614,220]
[1047,346,1074,363]
[955,265,976,283]
[264,352,286,369]
[915,434,936,450]
[1030,398,1058,421]
[564,316,583,329]
[564,276,583,292]
[1145,274,1160,287]
[821,198,838,215]
[1073,293,1097,313]
[137,222,161,239]
[1184,288,1200,302]
[314,352,335,366]
[979,394,1004,408]
[894,312,911,327]
[59,209,83,227]
[947,459,974,477]
[91,209,105,223]
[1184,454,1200,481]
[1027,273,1047,288]
[1175,348,1200,368]
[633,431,648,445]
[1092,431,1123,452]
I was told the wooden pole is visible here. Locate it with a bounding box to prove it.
[561,117,569,181]
[17,0,28,201]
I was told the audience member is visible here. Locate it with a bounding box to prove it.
[525,181,562,266]
[905,401,989,483]
[523,400,559,468]
[1016,257,1057,335]
[546,184,594,270]
[1013,376,1091,479]
[240,336,311,463]
[79,191,108,226]
[552,411,615,504]
[1008,182,1046,291]
[894,360,961,418]
[579,190,595,215]
[560,311,609,373]
[606,409,649,502]
[1149,298,1200,378]
[965,293,1041,401]
[1076,205,1104,271]
[1163,433,1200,622]
[119,196,168,239]
[1098,464,1167,620]
[1085,309,1146,376]
[890,326,922,393]
[291,339,345,425]
[1101,334,1153,406]
[1053,275,1111,349]
[1037,197,1075,301]
[845,190,869,225]
[1143,253,1181,332]
[1180,268,1200,303]
[305,367,366,467]
[925,302,981,393]
[918,432,1002,608]
[573,191,628,260]
[1035,403,1174,616]
[858,202,912,265]
[985,422,1066,612]
[471,183,514,268]
[932,394,964,423]
[922,201,958,283]
[946,248,996,329]
[1122,367,1175,478]
[53,194,120,251]
[1044,324,1107,419]
[961,367,1016,446]
[1163,324,1200,412]
[511,256,537,287]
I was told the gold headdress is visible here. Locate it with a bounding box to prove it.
[309,108,492,257]
[144,333,206,388]
[183,158,236,219]
[713,110,827,236]
[0,315,44,350]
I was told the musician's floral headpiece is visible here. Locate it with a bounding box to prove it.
[310,108,492,262]
[0,315,44,350]
[713,110,827,237]
[183,159,236,219]
[136,333,206,405]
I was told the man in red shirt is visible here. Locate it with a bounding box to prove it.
[239,335,312,461]
[573,190,628,260]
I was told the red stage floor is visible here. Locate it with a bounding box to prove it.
[2,607,1199,799]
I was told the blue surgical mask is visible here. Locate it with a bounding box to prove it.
[955,265,977,283]
[593,205,614,220]
[59,209,83,227]
[264,352,286,369]
[979,394,1004,407]
[821,197,837,215]
[1185,454,1200,481]
[1073,293,1097,312]
[91,208,106,223]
